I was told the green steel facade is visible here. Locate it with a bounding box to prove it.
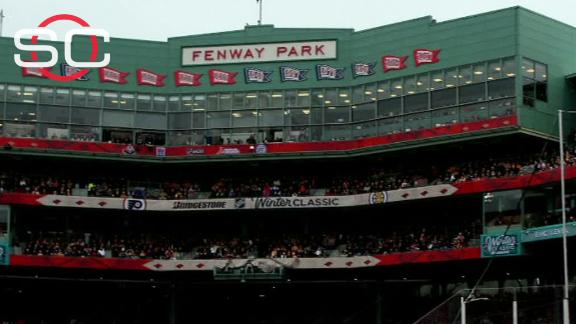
[0,6,575,147]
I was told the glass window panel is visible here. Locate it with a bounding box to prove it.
[489,98,516,118]
[460,103,489,123]
[353,85,365,103]
[259,109,284,127]
[324,89,337,106]
[432,108,458,127]
[271,91,283,107]
[168,131,193,146]
[70,126,99,141]
[71,107,100,125]
[285,90,297,107]
[296,90,311,107]
[473,63,487,83]
[258,92,271,108]
[404,93,429,113]
[219,93,232,110]
[404,112,431,132]
[324,124,350,141]
[38,123,69,140]
[71,90,86,107]
[6,85,22,102]
[364,84,377,102]
[404,76,417,95]
[192,112,205,128]
[431,88,457,109]
[379,117,402,135]
[376,82,387,100]
[181,96,193,110]
[325,106,350,124]
[40,88,55,104]
[338,88,351,105]
[207,94,219,110]
[38,105,68,123]
[488,78,515,100]
[194,95,206,110]
[287,127,310,142]
[232,111,257,128]
[523,77,536,99]
[488,60,502,80]
[168,112,191,129]
[135,131,165,146]
[377,98,402,117]
[536,81,547,102]
[310,126,323,141]
[3,122,36,138]
[310,107,322,124]
[535,63,547,82]
[22,87,38,104]
[431,70,445,90]
[352,121,377,139]
[223,128,256,145]
[87,91,102,108]
[168,96,181,112]
[311,89,324,106]
[120,93,135,110]
[459,66,473,85]
[7,103,37,121]
[102,110,133,128]
[153,96,166,112]
[136,94,151,110]
[522,58,535,79]
[416,74,430,93]
[352,102,376,122]
[102,128,133,144]
[389,80,402,97]
[459,83,486,104]
[103,92,119,108]
[445,68,458,88]
[232,93,244,110]
[135,112,166,129]
[503,57,516,77]
[288,108,310,125]
[55,89,70,106]
[206,111,230,128]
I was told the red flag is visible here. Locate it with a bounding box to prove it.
[137,69,166,87]
[174,70,202,86]
[209,69,238,85]
[99,67,129,84]
[22,66,52,78]
[413,49,441,66]
[382,56,408,72]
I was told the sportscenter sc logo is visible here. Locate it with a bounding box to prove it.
[13,14,110,82]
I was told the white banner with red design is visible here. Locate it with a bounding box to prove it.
[137,68,166,86]
[99,67,129,84]
[174,70,202,86]
[209,69,238,85]
[414,49,441,66]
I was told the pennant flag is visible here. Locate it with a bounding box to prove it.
[244,68,272,83]
[414,49,441,66]
[280,66,308,82]
[22,66,52,78]
[209,69,238,85]
[351,62,376,78]
[61,63,89,81]
[382,55,408,72]
[137,69,166,87]
[174,70,202,86]
[99,67,129,84]
[316,64,345,80]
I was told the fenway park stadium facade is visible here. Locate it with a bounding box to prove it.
[1,6,576,323]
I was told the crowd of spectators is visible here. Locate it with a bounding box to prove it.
[17,226,475,260]
[0,149,573,200]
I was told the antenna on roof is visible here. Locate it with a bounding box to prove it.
[0,10,5,37]
[256,0,263,25]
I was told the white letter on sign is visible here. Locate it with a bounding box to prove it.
[14,28,58,68]
[64,28,110,68]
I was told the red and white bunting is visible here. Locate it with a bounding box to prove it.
[414,49,441,66]
[209,69,238,85]
[22,67,51,78]
[137,69,166,87]
[382,55,408,72]
[99,67,129,84]
[174,70,202,86]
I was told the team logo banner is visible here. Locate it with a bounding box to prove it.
[280,66,308,82]
[61,63,89,81]
[137,69,166,87]
[414,49,441,66]
[481,234,522,258]
[244,68,272,83]
[99,67,129,84]
[316,64,345,80]
[352,63,376,78]
[174,70,202,86]
[22,66,52,78]
[209,69,238,85]
[382,56,408,72]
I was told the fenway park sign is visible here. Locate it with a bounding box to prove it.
[182,40,337,66]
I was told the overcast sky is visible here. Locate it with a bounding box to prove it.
[1,0,575,41]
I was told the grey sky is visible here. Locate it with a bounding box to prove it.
[1,0,575,41]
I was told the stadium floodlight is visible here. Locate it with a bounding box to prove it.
[559,109,574,324]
